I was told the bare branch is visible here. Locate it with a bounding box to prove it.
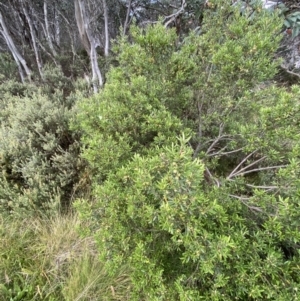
[123,0,132,35]
[231,156,267,177]
[227,150,258,180]
[35,35,58,66]
[44,0,57,57]
[229,194,266,213]
[246,184,278,190]
[0,10,31,81]
[21,0,44,79]
[206,124,225,154]
[56,8,77,61]
[229,194,250,201]
[280,64,300,79]
[164,0,186,28]
[54,2,60,46]
[204,167,220,187]
[229,165,287,179]
[207,147,244,157]
[75,0,103,91]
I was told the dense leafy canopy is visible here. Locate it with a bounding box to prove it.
[75,2,300,300]
[1,0,300,300]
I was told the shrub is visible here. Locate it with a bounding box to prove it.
[76,138,300,300]
[75,1,300,299]
[76,66,189,182]
[0,89,83,214]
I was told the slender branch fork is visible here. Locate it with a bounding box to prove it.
[205,123,225,155]
[227,150,287,180]
[280,64,300,79]
[228,150,259,179]
[205,167,220,187]
[226,149,287,185]
[229,194,275,215]
[163,0,186,27]
[123,0,132,35]
[229,165,287,179]
[229,155,268,178]
[191,95,203,160]
[204,123,242,157]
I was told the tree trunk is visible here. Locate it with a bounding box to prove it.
[21,1,44,79]
[54,2,61,47]
[74,0,103,92]
[0,10,31,81]
[103,0,109,56]
[44,0,57,57]
[123,0,132,35]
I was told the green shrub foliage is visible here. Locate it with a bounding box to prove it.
[76,1,300,299]
[76,38,190,182]
[76,139,300,300]
[0,90,83,214]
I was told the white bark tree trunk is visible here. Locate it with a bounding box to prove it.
[54,2,61,47]
[0,10,31,82]
[21,1,44,79]
[103,0,109,56]
[44,0,57,57]
[75,0,103,92]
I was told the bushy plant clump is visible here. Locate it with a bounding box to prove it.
[76,1,300,300]
[0,87,84,214]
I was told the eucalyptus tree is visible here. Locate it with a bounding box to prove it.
[0,0,79,81]
[0,0,206,84]
[74,0,107,91]
[0,9,31,82]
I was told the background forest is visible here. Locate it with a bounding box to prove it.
[1,0,300,300]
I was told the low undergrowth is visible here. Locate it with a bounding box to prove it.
[0,213,132,301]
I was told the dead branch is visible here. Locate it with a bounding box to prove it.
[227,150,258,180]
[123,0,132,35]
[280,64,300,79]
[229,165,287,179]
[164,0,186,28]
[204,167,220,187]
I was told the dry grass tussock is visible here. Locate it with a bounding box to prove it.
[0,212,132,301]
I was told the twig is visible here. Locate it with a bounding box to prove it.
[208,147,244,157]
[205,123,224,154]
[241,201,264,213]
[229,165,287,179]
[163,0,186,27]
[204,167,220,187]
[138,4,167,16]
[35,36,58,66]
[229,194,250,201]
[192,98,203,160]
[229,194,268,214]
[229,156,267,178]
[227,150,258,180]
[246,184,278,190]
[123,0,132,35]
[280,64,300,79]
